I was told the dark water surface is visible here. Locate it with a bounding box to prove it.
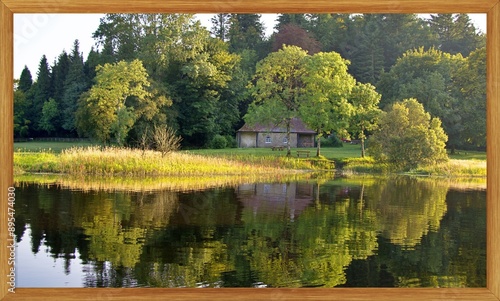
[14,176,485,288]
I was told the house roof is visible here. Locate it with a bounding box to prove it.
[237,118,316,134]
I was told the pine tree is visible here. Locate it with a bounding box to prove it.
[62,40,87,134]
[211,13,231,41]
[30,55,53,135]
[274,14,309,31]
[428,14,484,56]
[51,51,70,105]
[228,14,265,53]
[18,66,33,93]
[350,15,385,84]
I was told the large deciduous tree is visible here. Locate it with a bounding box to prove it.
[347,82,382,157]
[368,98,448,171]
[39,98,59,135]
[453,47,486,150]
[245,45,309,156]
[76,59,151,145]
[377,47,466,152]
[272,23,321,55]
[300,51,356,156]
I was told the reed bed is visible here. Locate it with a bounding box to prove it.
[410,159,487,177]
[341,157,486,178]
[15,146,316,177]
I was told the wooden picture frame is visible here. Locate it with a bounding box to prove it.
[1,0,499,300]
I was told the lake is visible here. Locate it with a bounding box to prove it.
[13,175,485,288]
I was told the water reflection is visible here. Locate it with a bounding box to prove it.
[14,175,485,288]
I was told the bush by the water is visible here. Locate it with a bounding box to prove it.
[320,134,343,147]
[368,98,448,171]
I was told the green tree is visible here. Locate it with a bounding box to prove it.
[76,59,151,145]
[211,13,231,41]
[349,14,385,84]
[93,14,142,62]
[300,51,356,156]
[453,47,486,150]
[348,82,382,157]
[39,98,59,135]
[380,14,436,70]
[274,13,309,31]
[245,45,309,156]
[51,51,70,105]
[228,14,265,54]
[368,98,448,170]
[173,37,240,147]
[377,47,466,152]
[15,67,33,137]
[30,55,53,135]
[18,65,33,93]
[13,88,30,138]
[428,14,485,56]
[305,14,352,54]
[62,40,88,135]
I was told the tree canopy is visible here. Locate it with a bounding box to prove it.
[368,98,448,170]
[14,13,485,157]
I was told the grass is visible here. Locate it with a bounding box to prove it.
[15,146,325,176]
[14,141,99,153]
[448,150,487,161]
[13,141,486,177]
[186,144,362,160]
[409,159,487,177]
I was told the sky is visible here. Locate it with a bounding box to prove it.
[13,13,486,80]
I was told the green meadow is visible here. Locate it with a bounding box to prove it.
[13,141,486,177]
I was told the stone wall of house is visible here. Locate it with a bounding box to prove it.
[256,132,298,148]
[238,132,257,148]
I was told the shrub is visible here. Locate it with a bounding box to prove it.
[320,134,343,147]
[210,135,228,149]
[368,98,448,171]
[225,135,237,148]
[152,125,182,156]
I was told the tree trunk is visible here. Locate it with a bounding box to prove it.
[361,137,365,158]
[360,126,366,158]
[316,132,321,157]
[286,118,292,157]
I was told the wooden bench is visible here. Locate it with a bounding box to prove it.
[271,146,284,151]
[296,150,310,157]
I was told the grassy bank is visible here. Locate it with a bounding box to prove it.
[342,157,486,177]
[13,141,486,177]
[14,146,330,176]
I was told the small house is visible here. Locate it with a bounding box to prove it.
[236,118,316,148]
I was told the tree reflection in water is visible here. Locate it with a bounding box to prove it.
[14,175,486,288]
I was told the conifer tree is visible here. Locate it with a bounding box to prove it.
[30,55,53,134]
[18,66,33,93]
[62,40,88,134]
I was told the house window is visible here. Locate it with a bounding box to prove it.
[265,136,271,143]
[283,137,288,144]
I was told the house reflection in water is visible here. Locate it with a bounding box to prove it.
[236,183,315,222]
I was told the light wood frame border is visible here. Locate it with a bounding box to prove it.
[1,1,499,300]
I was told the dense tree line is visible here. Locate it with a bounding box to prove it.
[14,13,486,151]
